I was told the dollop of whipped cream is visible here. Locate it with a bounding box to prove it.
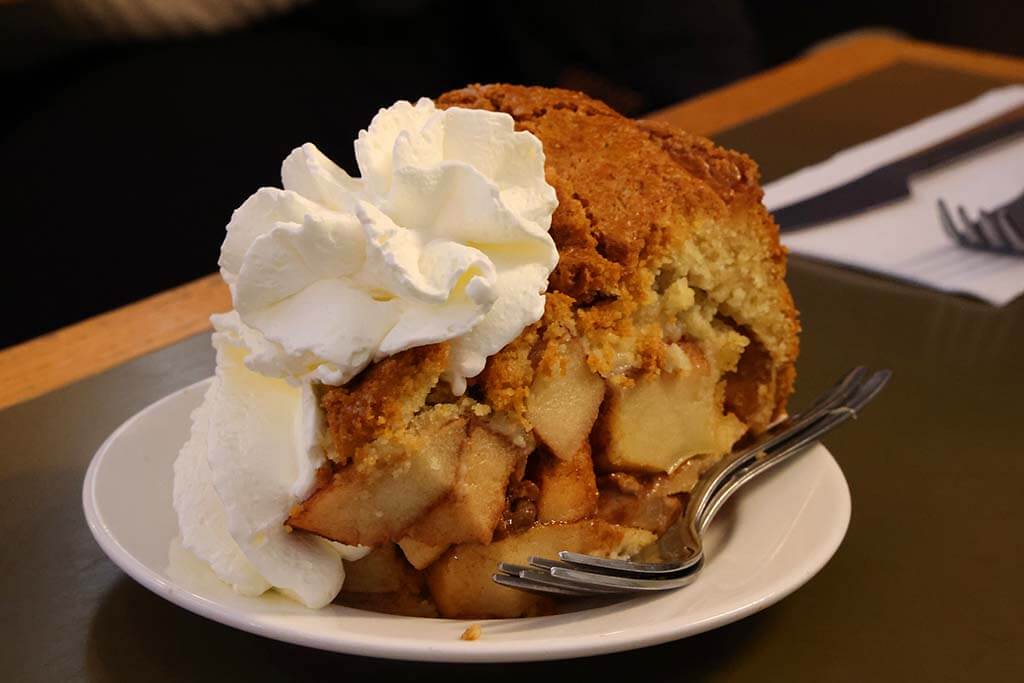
[174,97,559,607]
[220,98,559,393]
[173,317,370,607]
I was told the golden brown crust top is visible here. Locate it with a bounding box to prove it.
[438,84,799,418]
[322,343,450,463]
[437,84,776,304]
[478,291,576,421]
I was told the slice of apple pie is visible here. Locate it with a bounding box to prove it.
[285,85,799,619]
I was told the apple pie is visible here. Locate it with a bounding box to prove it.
[286,84,799,619]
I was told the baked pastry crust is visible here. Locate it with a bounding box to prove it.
[439,84,798,425]
[321,344,451,464]
[288,85,800,618]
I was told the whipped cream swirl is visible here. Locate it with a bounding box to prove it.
[174,98,559,607]
[220,98,559,393]
[173,318,370,608]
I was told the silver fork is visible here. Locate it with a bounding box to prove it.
[493,367,891,597]
[938,190,1024,256]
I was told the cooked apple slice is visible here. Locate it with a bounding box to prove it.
[339,543,436,616]
[724,334,778,435]
[594,351,746,473]
[658,452,719,495]
[597,477,683,536]
[397,537,449,570]
[526,342,605,460]
[534,442,598,523]
[288,414,466,546]
[427,520,655,619]
[341,543,419,594]
[594,453,719,535]
[405,425,522,547]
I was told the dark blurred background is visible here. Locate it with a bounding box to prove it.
[3,0,1022,348]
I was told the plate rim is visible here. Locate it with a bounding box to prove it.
[83,377,851,663]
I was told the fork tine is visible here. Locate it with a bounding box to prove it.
[938,196,1024,256]
[774,367,866,436]
[549,561,704,591]
[938,200,969,246]
[1002,208,1024,241]
[801,366,867,416]
[497,563,620,594]
[993,209,1024,254]
[978,210,1011,252]
[848,369,893,412]
[526,556,571,571]
[959,205,989,247]
[758,370,890,456]
[531,554,696,581]
[1004,194,1024,238]
[492,573,604,597]
[554,552,690,576]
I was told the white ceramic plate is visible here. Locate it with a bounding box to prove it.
[83,378,850,662]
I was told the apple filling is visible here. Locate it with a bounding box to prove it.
[284,297,782,618]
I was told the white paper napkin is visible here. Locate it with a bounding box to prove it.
[763,85,1024,306]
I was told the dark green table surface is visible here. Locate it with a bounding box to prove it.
[2,63,1022,681]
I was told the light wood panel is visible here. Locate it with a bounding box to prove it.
[652,35,1024,135]
[0,274,230,409]
[2,35,1022,409]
